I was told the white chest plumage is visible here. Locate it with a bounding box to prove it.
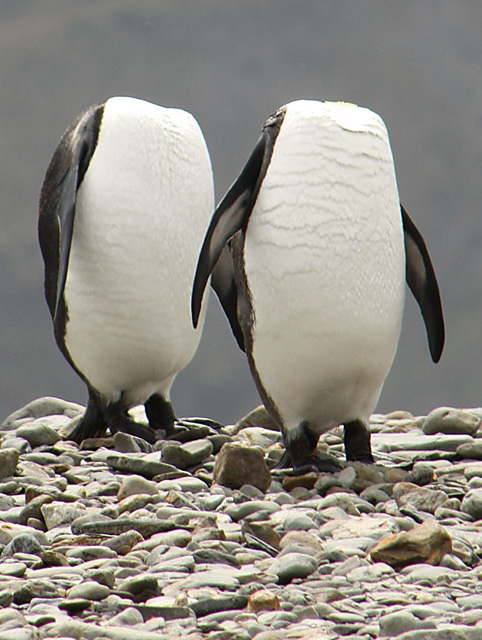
[244,101,405,431]
[64,97,213,404]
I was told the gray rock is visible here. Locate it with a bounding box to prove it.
[234,405,279,433]
[16,420,62,447]
[463,463,482,479]
[2,533,44,557]
[393,482,449,514]
[117,574,158,598]
[161,439,213,470]
[0,448,19,479]
[104,530,144,554]
[105,454,178,478]
[460,489,482,519]
[67,580,111,601]
[110,607,144,626]
[117,475,159,499]
[41,501,87,529]
[379,610,436,636]
[423,407,481,436]
[457,441,482,460]
[268,552,318,584]
[282,512,317,531]
[2,396,83,427]
[0,437,31,453]
[114,431,154,453]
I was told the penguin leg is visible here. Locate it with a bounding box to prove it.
[343,419,374,463]
[105,398,158,444]
[67,388,108,443]
[144,393,176,436]
[277,421,341,473]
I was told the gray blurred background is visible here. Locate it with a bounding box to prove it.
[1,0,481,425]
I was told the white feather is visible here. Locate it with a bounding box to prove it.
[244,100,405,432]
[64,97,213,405]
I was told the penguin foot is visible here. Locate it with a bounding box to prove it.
[292,454,342,475]
[276,421,342,474]
[67,389,108,443]
[344,419,374,463]
[108,414,158,444]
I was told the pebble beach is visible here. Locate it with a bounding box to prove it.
[0,397,481,640]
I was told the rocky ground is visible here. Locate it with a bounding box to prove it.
[0,398,481,640]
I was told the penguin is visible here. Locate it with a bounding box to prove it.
[39,96,214,444]
[192,100,444,473]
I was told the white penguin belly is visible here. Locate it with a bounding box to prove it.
[244,101,405,432]
[64,98,213,404]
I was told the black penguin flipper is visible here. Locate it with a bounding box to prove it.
[191,134,266,328]
[211,244,246,351]
[401,204,445,362]
[38,103,104,322]
[191,106,286,329]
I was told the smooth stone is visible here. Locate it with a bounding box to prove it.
[372,433,473,453]
[168,569,240,591]
[13,579,64,604]
[0,449,19,479]
[317,493,361,516]
[0,494,15,511]
[2,533,44,557]
[214,443,271,492]
[105,454,179,479]
[234,405,279,433]
[66,546,118,561]
[2,397,83,427]
[67,580,110,601]
[360,487,391,505]
[400,563,458,584]
[463,464,482,480]
[110,607,144,626]
[118,475,159,499]
[282,512,317,532]
[117,574,159,598]
[105,530,144,555]
[460,489,482,519]
[457,441,482,460]
[161,439,213,470]
[0,561,27,576]
[0,437,31,453]
[379,610,436,636]
[118,494,156,514]
[236,427,281,449]
[268,552,318,584]
[423,407,481,436]
[225,500,280,521]
[16,420,62,447]
[71,517,173,537]
[192,548,240,568]
[114,431,153,453]
[455,594,482,611]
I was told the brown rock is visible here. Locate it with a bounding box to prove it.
[214,443,271,492]
[247,589,281,613]
[234,405,279,433]
[370,520,452,569]
[242,522,281,550]
[282,472,318,492]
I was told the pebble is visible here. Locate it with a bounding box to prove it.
[0,397,481,638]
